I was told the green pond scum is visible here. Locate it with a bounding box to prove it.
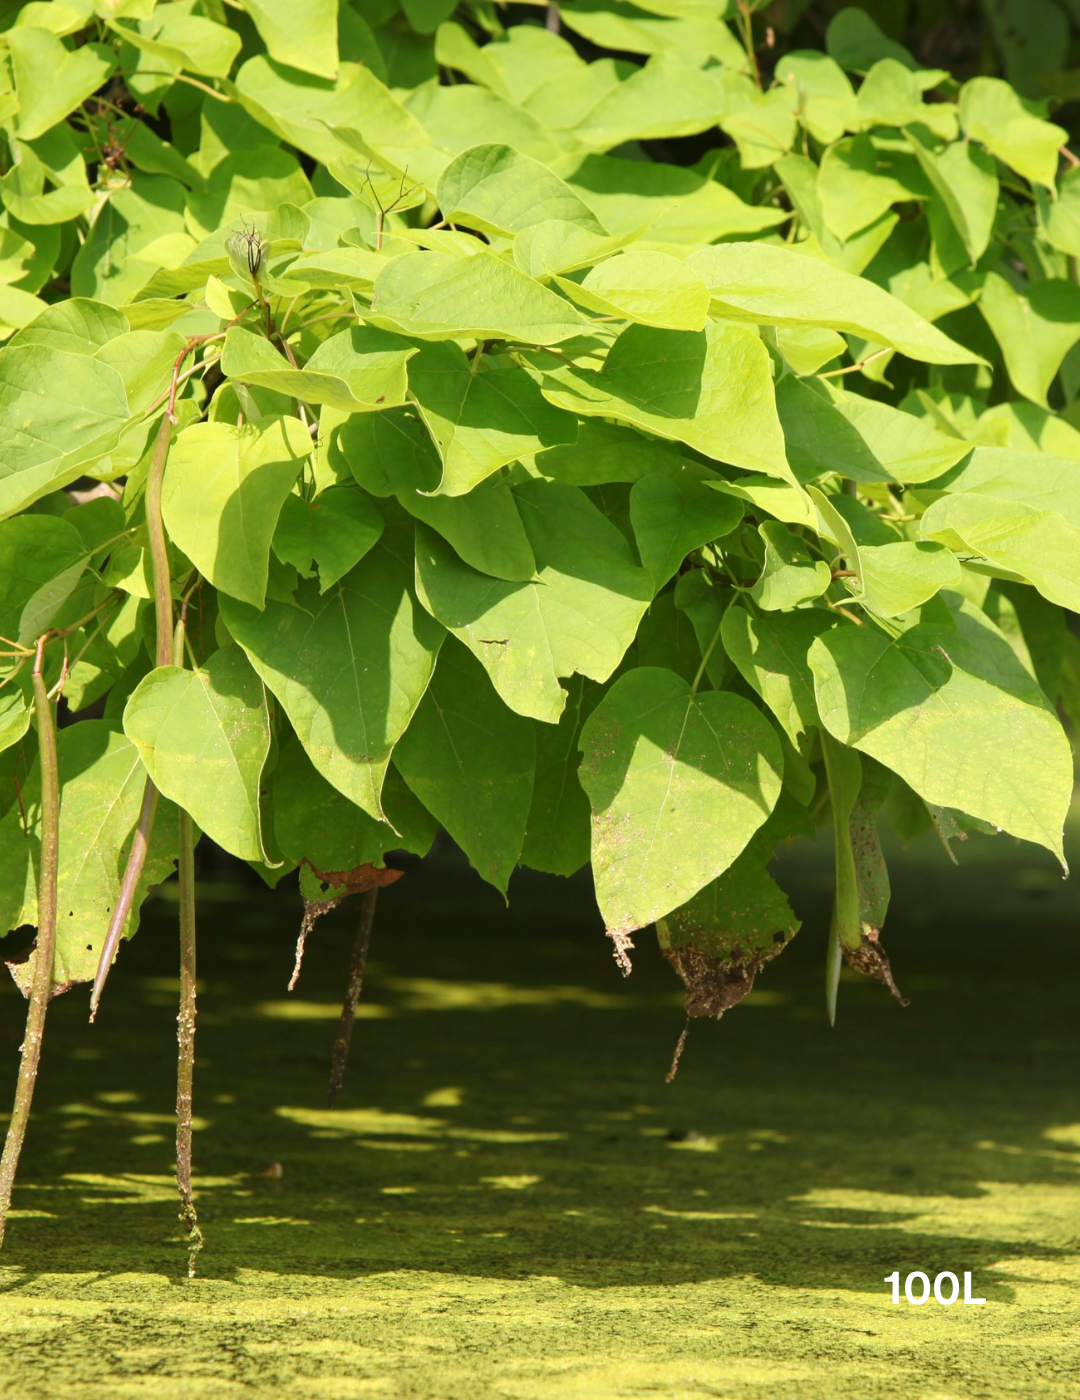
[1,832,1078,1400]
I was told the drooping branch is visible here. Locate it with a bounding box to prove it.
[0,636,60,1248]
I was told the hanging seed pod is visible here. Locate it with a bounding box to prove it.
[225,223,266,281]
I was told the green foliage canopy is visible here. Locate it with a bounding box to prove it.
[1,0,1079,1043]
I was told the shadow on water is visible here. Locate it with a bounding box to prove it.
[1,820,1078,1309]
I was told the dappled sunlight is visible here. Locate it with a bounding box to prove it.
[251,1000,393,1023]
[278,1105,566,1146]
[2,845,1079,1396]
[381,976,637,1011]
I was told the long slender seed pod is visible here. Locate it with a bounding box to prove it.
[171,613,202,1274]
[90,413,175,1021]
[0,638,60,1248]
[328,888,379,1107]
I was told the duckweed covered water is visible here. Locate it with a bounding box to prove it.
[1,832,1078,1399]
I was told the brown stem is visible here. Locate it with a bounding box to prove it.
[328,888,379,1108]
[0,638,60,1249]
[89,413,175,1021]
[169,606,202,1273]
[176,805,202,1274]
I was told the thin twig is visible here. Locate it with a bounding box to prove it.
[817,347,891,380]
[0,636,60,1249]
[176,794,202,1271]
[328,888,379,1108]
[170,606,202,1274]
[117,69,232,102]
[690,616,724,695]
[825,600,865,626]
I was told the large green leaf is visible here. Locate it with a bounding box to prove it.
[904,124,998,265]
[161,416,313,608]
[817,134,926,243]
[0,723,177,994]
[959,77,1065,189]
[854,541,961,618]
[242,0,339,79]
[578,666,784,946]
[688,242,981,364]
[808,603,1072,861]
[566,153,787,245]
[395,640,535,894]
[555,251,711,331]
[572,55,730,150]
[0,675,31,757]
[436,144,604,237]
[776,50,856,145]
[272,486,384,592]
[0,344,129,520]
[7,28,115,140]
[108,9,242,79]
[340,407,537,580]
[0,515,87,646]
[1036,166,1080,258]
[520,674,594,878]
[721,604,831,749]
[543,322,798,483]
[630,467,742,589]
[370,249,586,344]
[533,419,683,486]
[933,446,1080,524]
[185,148,314,240]
[853,59,947,132]
[123,645,272,863]
[921,493,1080,612]
[436,19,582,102]
[221,326,417,413]
[977,272,1080,408]
[776,376,972,485]
[220,529,445,820]
[235,56,435,175]
[273,736,436,873]
[750,522,831,611]
[414,481,653,723]
[558,3,745,66]
[71,176,188,307]
[407,342,577,495]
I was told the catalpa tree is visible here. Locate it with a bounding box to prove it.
[1,0,1078,1265]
